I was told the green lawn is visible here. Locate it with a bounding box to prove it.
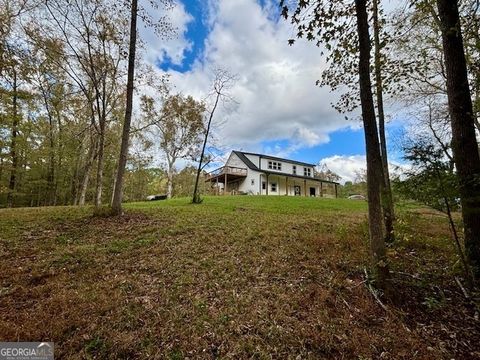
[0,196,478,359]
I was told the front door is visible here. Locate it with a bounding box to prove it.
[310,187,316,197]
[294,185,301,196]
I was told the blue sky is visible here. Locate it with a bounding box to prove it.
[147,0,407,182]
[158,0,207,73]
[261,128,367,164]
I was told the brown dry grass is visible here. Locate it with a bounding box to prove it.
[0,196,478,359]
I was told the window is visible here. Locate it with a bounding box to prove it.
[292,165,297,175]
[268,161,282,170]
[271,182,277,192]
[251,179,255,186]
[262,182,266,190]
[304,167,312,177]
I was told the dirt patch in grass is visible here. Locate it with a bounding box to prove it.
[0,197,478,359]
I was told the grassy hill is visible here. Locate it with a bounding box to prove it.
[0,196,478,359]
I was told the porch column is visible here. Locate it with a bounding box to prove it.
[266,174,269,195]
[320,182,323,198]
[216,176,219,196]
[286,177,288,195]
[224,173,227,196]
[304,179,307,196]
[335,183,338,198]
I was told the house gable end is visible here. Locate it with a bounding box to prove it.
[232,151,259,170]
[225,152,247,169]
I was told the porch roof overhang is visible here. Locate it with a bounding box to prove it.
[261,171,339,185]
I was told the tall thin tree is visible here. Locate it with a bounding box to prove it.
[192,70,235,204]
[111,0,174,214]
[7,68,18,207]
[436,0,480,280]
[280,0,390,288]
[372,0,395,243]
[355,0,389,288]
[111,0,138,215]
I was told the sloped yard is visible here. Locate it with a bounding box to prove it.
[0,197,478,359]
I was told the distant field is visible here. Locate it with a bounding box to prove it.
[0,196,478,359]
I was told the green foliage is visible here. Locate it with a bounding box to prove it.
[122,166,208,202]
[396,139,459,213]
[280,0,416,114]
[123,167,167,202]
[338,180,367,198]
[141,92,206,198]
[173,166,200,198]
[393,0,480,125]
[0,0,177,208]
[141,93,206,162]
[0,0,129,208]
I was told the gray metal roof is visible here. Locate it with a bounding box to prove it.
[232,151,259,170]
[238,151,317,167]
[231,150,339,184]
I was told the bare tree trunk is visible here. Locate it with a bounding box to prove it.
[46,110,56,206]
[55,110,63,205]
[39,78,57,206]
[94,121,105,208]
[79,168,93,205]
[7,69,18,208]
[78,169,91,206]
[78,136,97,206]
[372,0,395,243]
[437,0,480,280]
[192,91,220,203]
[355,0,389,289]
[167,159,174,199]
[111,0,138,215]
[192,70,234,203]
[72,152,81,205]
[474,116,480,138]
[0,153,3,184]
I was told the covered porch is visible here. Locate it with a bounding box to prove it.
[206,166,247,195]
[260,174,338,198]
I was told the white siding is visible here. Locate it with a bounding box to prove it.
[244,154,260,167]
[258,158,314,178]
[235,169,262,194]
[225,152,245,168]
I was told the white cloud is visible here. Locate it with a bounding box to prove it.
[138,0,193,66]
[320,155,410,184]
[320,155,367,184]
[158,0,354,155]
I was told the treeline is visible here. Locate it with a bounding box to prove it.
[0,0,213,208]
[122,166,209,202]
[1,0,132,207]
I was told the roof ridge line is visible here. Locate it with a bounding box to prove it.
[235,150,316,167]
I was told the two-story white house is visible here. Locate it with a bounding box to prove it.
[206,151,339,197]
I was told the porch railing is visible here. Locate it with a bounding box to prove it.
[206,166,247,180]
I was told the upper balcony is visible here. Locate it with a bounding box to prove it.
[206,166,247,182]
